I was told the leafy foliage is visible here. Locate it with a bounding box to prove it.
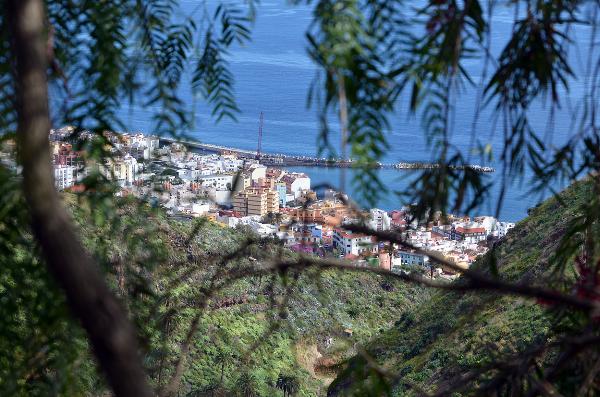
[0,167,97,396]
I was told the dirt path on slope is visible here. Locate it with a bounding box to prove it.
[295,341,337,386]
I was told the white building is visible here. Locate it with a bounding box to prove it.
[497,222,515,238]
[211,190,234,205]
[130,145,151,160]
[237,215,277,237]
[282,173,311,199]
[333,229,377,256]
[54,165,75,190]
[200,174,234,190]
[180,168,203,181]
[247,164,267,181]
[369,208,391,231]
[220,158,244,172]
[475,216,498,235]
[192,202,211,216]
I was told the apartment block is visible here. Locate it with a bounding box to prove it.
[233,187,280,217]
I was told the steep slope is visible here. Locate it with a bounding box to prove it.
[2,192,426,397]
[79,199,427,396]
[329,181,593,396]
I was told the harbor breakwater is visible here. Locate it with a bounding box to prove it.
[160,137,495,173]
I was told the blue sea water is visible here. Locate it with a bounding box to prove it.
[116,1,595,222]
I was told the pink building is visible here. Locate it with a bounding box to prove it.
[379,252,391,271]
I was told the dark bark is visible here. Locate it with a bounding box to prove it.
[6,0,153,396]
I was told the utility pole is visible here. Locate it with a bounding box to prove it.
[256,111,264,160]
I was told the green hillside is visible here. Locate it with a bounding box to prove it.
[0,190,426,396]
[3,181,593,396]
[328,181,593,396]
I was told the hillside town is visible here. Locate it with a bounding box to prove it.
[2,127,515,279]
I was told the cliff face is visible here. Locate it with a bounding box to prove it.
[328,181,593,396]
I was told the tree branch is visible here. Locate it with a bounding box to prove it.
[6,1,152,396]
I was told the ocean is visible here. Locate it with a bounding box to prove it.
[116,0,594,222]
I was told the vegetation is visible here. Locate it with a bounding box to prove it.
[0,185,425,396]
[330,180,596,395]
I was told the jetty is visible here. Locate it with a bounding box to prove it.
[159,137,495,173]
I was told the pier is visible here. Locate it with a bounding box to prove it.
[159,137,495,173]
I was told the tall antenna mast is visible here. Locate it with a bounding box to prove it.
[256,111,264,159]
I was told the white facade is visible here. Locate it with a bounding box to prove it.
[211,189,233,205]
[369,208,391,231]
[248,164,267,181]
[181,168,203,181]
[192,202,210,216]
[54,165,75,190]
[333,230,376,256]
[476,216,497,235]
[497,222,515,238]
[200,174,233,190]
[289,176,311,198]
[221,158,244,172]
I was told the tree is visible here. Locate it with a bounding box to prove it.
[235,372,260,397]
[5,1,152,396]
[275,374,299,397]
[2,0,255,395]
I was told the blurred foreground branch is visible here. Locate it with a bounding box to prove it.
[7,0,152,395]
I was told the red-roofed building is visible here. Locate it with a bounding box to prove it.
[453,226,487,243]
[333,229,378,256]
[391,218,407,231]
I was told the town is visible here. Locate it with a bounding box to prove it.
[7,127,515,280]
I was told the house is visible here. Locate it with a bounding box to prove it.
[396,250,427,267]
[432,224,487,243]
[281,173,311,199]
[453,226,487,243]
[333,229,377,256]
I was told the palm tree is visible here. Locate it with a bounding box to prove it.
[275,374,299,397]
[214,349,233,389]
[235,372,260,397]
